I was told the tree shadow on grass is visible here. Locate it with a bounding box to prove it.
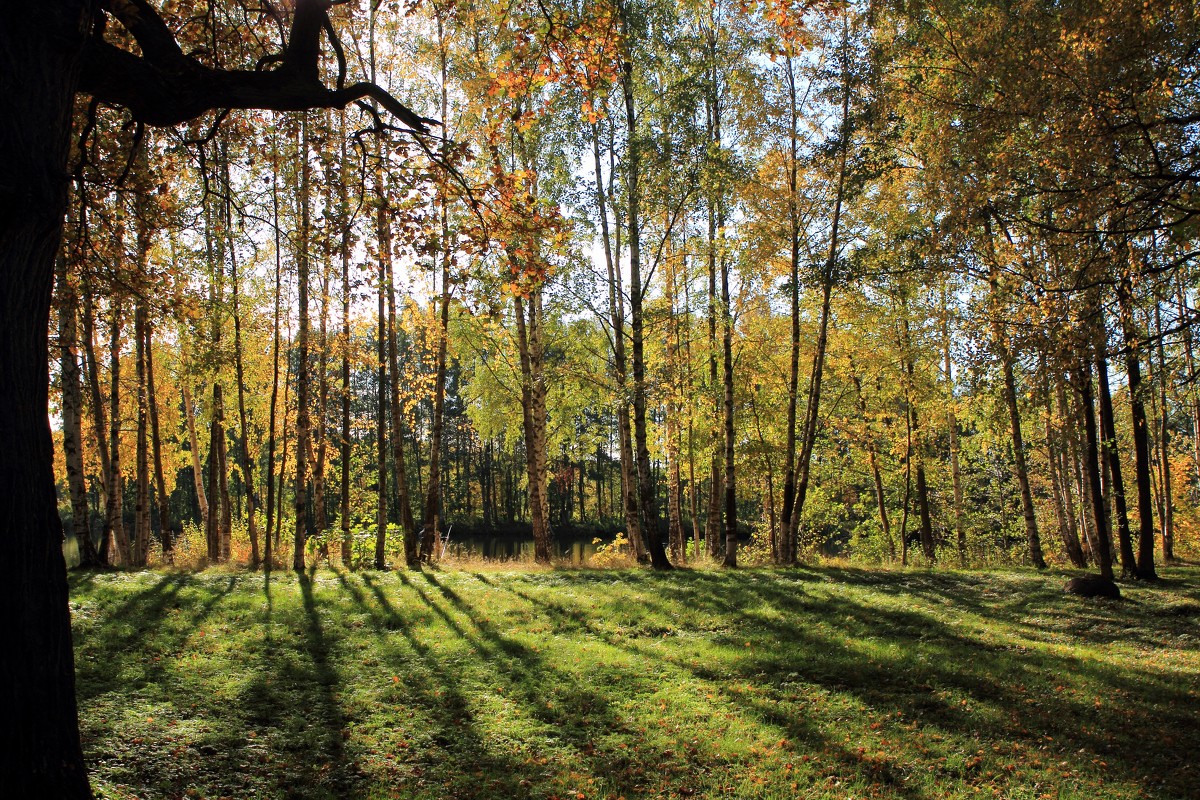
[471,570,933,800]
[650,569,1200,798]
[406,568,721,799]
[468,567,1198,798]
[75,573,239,702]
[74,573,239,796]
[343,573,540,796]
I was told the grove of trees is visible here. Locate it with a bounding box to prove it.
[2,0,1198,794]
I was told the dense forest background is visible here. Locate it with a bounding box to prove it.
[53,0,1200,576]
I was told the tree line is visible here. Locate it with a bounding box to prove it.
[53,0,1200,582]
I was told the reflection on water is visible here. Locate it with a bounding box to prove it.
[440,535,601,565]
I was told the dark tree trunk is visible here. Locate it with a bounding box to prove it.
[1077,360,1115,581]
[228,186,259,570]
[720,219,737,569]
[264,135,284,569]
[133,301,151,567]
[339,127,353,568]
[985,217,1044,569]
[903,338,935,564]
[422,241,451,561]
[705,201,722,560]
[108,294,129,566]
[375,157,390,569]
[1095,324,1138,577]
[0,3,94,794]
[591,122,645,561]
[1155,301,1174,562]
[1116,276,1158,580]
[294,115,312,572]
[779,55,801,566]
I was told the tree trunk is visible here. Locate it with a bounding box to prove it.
[108,296,129,566]
[591,122,645,560]
[720,214,737,569]
[228,188,259,569]
[294,115,312,571]
[264,129,284,569]
[942,288,966,565]
[984,218,1044,569]
[1044,362,1087,567]
[339,123,354,569]
[665,253,686,563]
[423,21,453,562]
[1077,358,1115,581]
[422,232,451,561]
[850,365,894,560]
[133,301,151,567]
[779,53,802,567]
[791,17,851,556]
[1155,301,1174,562]
[146,321,172,563]
[1095,319,1138,577]
[793,279,833,550]
[621,26,670,570]
[1115,276,1157,579]
[904,339,935,564]
[373,159,390,569]
[206,384,230,563]
[1061,370,1096,558]
[57,247,96,567]
[81,269,112,552]
[0,4,94,792]
[384,181,418,567]
[514,291,553,563]
[312,233,331,550]
[182,381,208,538]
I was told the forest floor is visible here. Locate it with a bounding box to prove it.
[71,564,1200,800]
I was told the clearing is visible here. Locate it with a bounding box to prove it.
[71,565,1200,799]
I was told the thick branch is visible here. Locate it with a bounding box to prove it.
[82,0,435,132]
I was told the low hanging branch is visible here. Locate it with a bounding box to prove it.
[80,0,437,132]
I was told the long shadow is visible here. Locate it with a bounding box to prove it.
[211,572,361,800]
[415,569,697,798]
[354,570,535,798]
[480,567,1200,798]
[75,573,240,702]
[474,570,932,799]
[75,573,240,797]
[812,566,1200,650]
[649,569,1200,798]
[293,572,357,792]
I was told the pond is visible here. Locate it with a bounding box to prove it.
[438,529,605,565]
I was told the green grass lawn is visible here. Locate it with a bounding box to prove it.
[70,565,1200,800]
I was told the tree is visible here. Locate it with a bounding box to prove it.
[0,2,432,793]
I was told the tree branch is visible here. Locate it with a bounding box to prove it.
[81,0,437,133]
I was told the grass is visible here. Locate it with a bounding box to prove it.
[70,564,1200,800]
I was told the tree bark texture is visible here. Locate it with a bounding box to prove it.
[0,3,94,794]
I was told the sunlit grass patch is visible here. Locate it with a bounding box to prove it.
[73,565,1200,799]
